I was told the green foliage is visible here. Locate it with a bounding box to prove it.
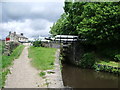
[79,52,96,68]
[95,64,120,75]
[50,2,120,44]
[96,42,120,61]
[0,41,5,54]
[2,45,25,68]
[50,1,120,70]
[97,61,119,67]
[9,42,19,53]
[28,46,56,70]
[50,13,73,36]
[0,72,1,88]
[39,71,46,77]
[1,45,24,88]
[114,54,120,62]
[0,69,10,88]
[33,40,41,47]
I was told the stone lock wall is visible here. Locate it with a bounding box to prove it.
[3,42,20,56]
[61,42,84,65]
[41,41,84,66]
[41,41,61,48]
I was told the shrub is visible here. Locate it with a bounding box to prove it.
[80,52,96,69]
[94,64,100,71]
[95,64,120,75]
[96,42,120,61]
[1,69,10,88]
[9,42,19,53]
[114,54,120,62]
[106,66,112,72]
[1,41,5,54]
[33,40,41,47]
[39,71,46,77]
[99,65,105,71]
[112,68,118,74]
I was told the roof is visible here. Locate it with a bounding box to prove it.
[16,34,28,39]
[6,32,28,39]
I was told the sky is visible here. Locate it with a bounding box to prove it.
[0,0,64,39]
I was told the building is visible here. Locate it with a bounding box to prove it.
[6,31,28,43]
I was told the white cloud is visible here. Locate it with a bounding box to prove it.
[2,2,64,22]
[0,1,64,39]
[0,19,53,39]
[1,0,65,3]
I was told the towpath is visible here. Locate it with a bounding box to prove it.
[5,46,46,88]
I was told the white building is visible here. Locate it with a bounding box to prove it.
[6,31,28,43]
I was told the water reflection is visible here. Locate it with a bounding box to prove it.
[62,63,119,88]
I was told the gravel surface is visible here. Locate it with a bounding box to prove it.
[5,46,47,88]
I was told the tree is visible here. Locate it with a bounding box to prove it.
[50,2,120,44]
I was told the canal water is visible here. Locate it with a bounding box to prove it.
[62,63,119,88]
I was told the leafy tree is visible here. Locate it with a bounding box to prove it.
[50,2,120,44]
[76,2,120,44]
[33,40,41,47]
[80,52,96,68]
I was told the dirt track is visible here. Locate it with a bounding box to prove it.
[5,46,46,88]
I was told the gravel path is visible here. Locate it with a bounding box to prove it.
[5,46,47,88]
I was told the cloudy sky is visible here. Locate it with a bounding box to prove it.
[0,0,64,39]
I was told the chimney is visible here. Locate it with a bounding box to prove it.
[9,31,11,35]
[21,33,23,36]
[14,32,16,35]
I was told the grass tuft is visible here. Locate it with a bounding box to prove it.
[39,71,46,77]
[28,47,56,70]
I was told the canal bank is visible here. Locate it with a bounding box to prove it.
[60,41,120,75]
[28,46,64,88]
[62,62,119,88]
[44,49,64,88]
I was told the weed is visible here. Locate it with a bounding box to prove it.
[39,71,46,77]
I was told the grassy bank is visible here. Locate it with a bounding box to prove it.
[0,41,5,54]
[28,46,56,70]
[0,45,24,88]
[95,60,120,74]
[97,61,120,67]
[2,45,25,68]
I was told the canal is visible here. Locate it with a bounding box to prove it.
[62,63,119,88]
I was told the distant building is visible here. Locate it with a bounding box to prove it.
[6,31,28,43]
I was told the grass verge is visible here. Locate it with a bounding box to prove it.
[0,69,10,88]
[28,46,56,70]
[2,45,25,68]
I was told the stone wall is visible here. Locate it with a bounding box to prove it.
[41,41,84,66]
[61,41,84,66]
[41,41,61,48]
[3,42,20,56]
